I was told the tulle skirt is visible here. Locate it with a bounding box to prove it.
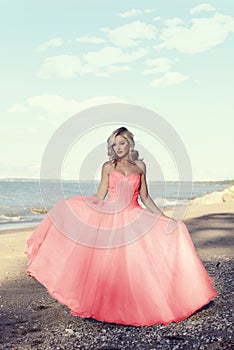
[26,196,217,326]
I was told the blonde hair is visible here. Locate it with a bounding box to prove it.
[107,126,142,166]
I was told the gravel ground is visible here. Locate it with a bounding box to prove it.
[0,257,233,350]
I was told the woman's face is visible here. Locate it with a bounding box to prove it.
[113,135,130,159]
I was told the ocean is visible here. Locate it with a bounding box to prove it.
[0,179,231,231]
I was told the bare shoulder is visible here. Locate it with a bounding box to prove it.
[101,161,114,175]
[135,160,146,173]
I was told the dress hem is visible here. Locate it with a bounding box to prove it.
[26,266,217,327]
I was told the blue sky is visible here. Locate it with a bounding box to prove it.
[1,0,234,181]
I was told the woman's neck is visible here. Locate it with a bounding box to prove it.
[117,157,134,164]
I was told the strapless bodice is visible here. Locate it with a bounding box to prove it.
[107,171,141,210]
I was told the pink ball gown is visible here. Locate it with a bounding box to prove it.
[26,171,217,326]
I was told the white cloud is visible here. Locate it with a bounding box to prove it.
[37,55,82,79]
[7,95,126,116]
[84,46,148,67]
[190,3,216,15]
[153,16,161,22]
[76,36,106,44]
[37,46,147,79]
[85,64,131,78]
[83,64,132,78]
[83,46,147,77]
[150,72,189,87]
[101,21,157,47]
[157,13,234,53]
[36,38,63,52]
[118,9,142,18]
[143,58,173,75]
[145,9,155,14]
[107,65,131,73]
[118,9,155,18]
[165,17,185,27]
[7,104,29,113]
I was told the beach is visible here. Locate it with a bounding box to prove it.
[0,201,233,349]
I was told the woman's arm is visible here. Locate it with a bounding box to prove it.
[137,161,171,218]
[94,162,110,200]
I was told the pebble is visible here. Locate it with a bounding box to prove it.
[0,258,233,350]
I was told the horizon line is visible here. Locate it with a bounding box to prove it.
[0,177,233,183]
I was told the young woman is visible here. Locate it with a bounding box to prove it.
[26,126,217,326]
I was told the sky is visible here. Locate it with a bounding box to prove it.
[1,0,234,181]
